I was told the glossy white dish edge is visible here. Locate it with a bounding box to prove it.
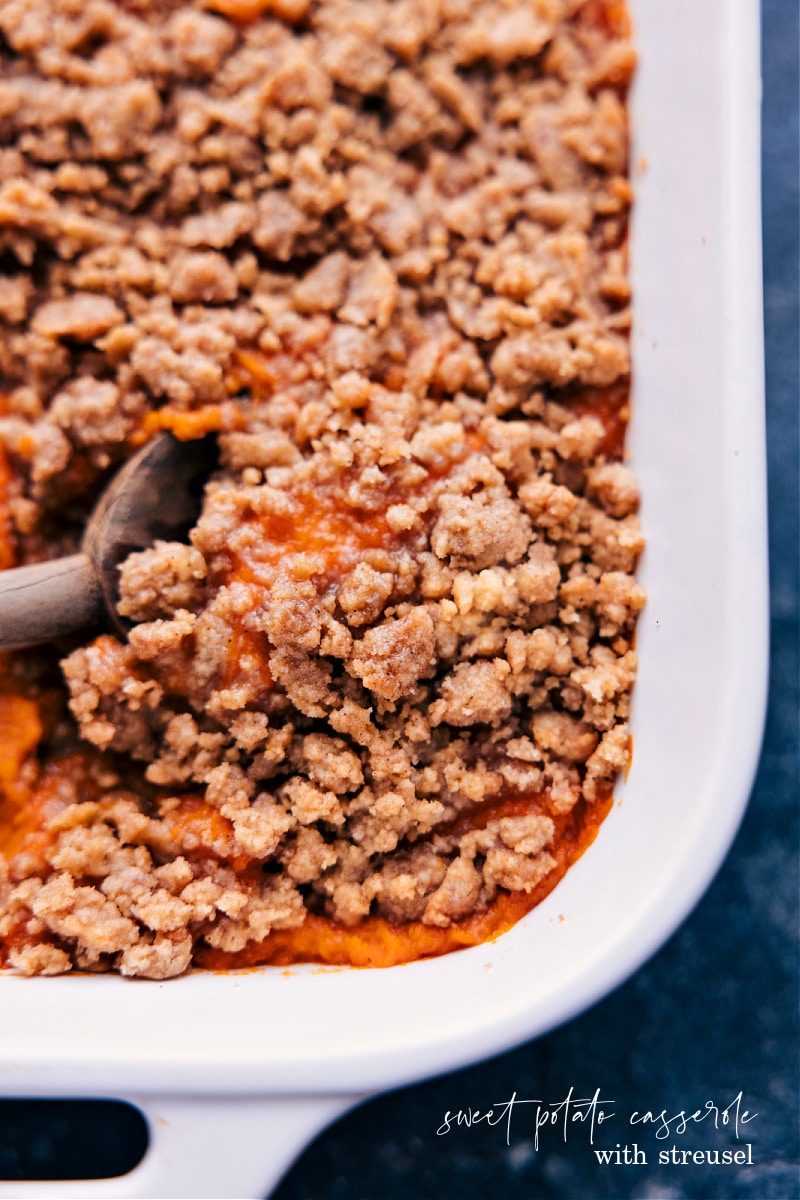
[0,1,768,1197]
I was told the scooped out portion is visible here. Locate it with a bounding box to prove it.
[0,0,643,978]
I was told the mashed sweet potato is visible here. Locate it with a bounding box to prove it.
[0,0,642,978]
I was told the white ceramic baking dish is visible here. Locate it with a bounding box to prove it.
[0,1,768,1196]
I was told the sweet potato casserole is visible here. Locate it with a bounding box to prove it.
[0,0,643,978]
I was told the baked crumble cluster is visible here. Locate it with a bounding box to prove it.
[0,0,643,978]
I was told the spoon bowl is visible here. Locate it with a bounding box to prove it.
[0,433,217,651]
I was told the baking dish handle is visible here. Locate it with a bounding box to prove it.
[0,1093,360,1200]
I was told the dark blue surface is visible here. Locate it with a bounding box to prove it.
[274,2,800,1197]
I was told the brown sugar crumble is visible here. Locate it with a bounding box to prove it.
[0,0,643,978]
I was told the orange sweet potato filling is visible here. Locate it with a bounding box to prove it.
[203,0,308,29]
[578,0,631,38]
[0,0,637,978]
[569,381,630,461]
[0,707,612,971]
[0,693,43,815]
[196,792,612,970]
[0,374,626,972]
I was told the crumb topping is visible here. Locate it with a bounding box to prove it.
[0,0,641,979]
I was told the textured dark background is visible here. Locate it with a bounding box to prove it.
[0,1,797,1196]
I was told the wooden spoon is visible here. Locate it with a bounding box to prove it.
[0,433,217,651]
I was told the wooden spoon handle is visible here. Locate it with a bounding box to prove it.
[0,553,103,650]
